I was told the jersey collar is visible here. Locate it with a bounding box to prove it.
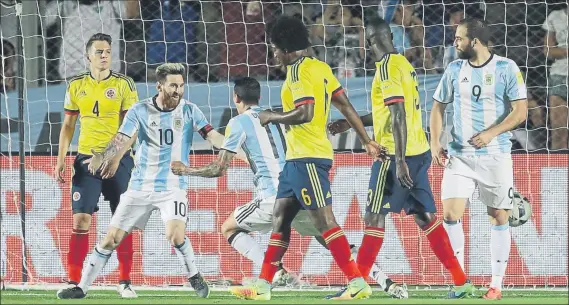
[152,95,178,112]
[468,52,494,68]
[377,52,398,63]
[89,70,113,82]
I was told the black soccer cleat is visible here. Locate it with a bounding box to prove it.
[189,273,210,298]
[56,286,86,299]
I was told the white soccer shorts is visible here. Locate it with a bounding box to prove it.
[441,154,514,209]
[233,196,320,236]
[109,189,189,232]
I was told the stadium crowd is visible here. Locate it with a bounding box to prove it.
[1,0,567,150]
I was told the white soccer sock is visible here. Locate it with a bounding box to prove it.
[229,232,265,268]
[174,236,199,278]
[78,246,112,293]
[490,223,511,290]
[369,263,388,290]
[443,219,465,270]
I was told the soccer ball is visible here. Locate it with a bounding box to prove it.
[508,191,532,227]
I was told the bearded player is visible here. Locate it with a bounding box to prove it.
[328,17,476,299]
[54,33,138,298]
[431,18,528,300]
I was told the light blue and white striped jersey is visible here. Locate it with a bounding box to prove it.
[119,97,212,191]
[433,54,527,155]
[222,106,286,199]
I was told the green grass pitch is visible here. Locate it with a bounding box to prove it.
[1,288,568,304]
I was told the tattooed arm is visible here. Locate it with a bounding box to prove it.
[171,150,236,178]
[86,132,136,178]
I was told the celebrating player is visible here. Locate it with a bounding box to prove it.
[430,18,528,300]
[53,33,138,298]
[172,77,408,298]
[56,63,233,299]
[228,16,384,301]
[328,17,475,299]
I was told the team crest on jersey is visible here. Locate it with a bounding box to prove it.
[173,118,183,131]
[72,192,81,201]
[484,74,494,85]
[105,88,117,99]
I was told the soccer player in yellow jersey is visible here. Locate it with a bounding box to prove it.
[328,17,476,299]
[53,33,139,298]
[229,16,382,301]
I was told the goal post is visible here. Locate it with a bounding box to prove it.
[1,0,567,289]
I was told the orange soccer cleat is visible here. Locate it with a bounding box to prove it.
[482,287,502,300]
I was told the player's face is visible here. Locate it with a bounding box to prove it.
[454,25,475,60]
[158,74,184,106]
[271,44,288,66]
[87,40,111,70]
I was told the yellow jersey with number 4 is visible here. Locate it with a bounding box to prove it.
[281,56,344,161]
[371,53,429,156]
[64,71,138,155]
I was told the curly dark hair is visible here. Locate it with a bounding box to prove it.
[270,15,310,53]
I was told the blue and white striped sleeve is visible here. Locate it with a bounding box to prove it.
[221,117,246,153]
[433,64,455,104]
[190,104,214,139]
[505,61,527,101]
[118,107,139,138]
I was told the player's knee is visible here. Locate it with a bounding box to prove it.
[166,230,186,246]
[271,213,291,233]
[414,212,436,229]
[442,201,464,222]
[72,213,92,230]
[487,208,509,225]
[221,216,238,240]
[364,212,386,228]
[100,230,123,250]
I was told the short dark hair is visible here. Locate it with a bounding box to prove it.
[270,15,310,53]
[85,33,112,53]
[155,63,185,83]
[234,77,261,104]
[459,18,490,46]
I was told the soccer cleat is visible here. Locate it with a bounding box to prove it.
[385,280,409,299]
[448,280,476,299]
[328,277,372,300]
[482,287,502,300]
[229,279,271,301]
[189,273,210,298]
[56,286,86,299]
[117,282,138,298]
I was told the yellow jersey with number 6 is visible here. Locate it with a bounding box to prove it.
[64,71,138,155]
[371,53,429,156]
[281,56,344,161]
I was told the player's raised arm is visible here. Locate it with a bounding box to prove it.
[469,62,528,149]
[54,86,79,183]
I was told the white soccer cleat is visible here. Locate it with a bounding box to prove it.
[117,283,138,298]
[386,282,408,299]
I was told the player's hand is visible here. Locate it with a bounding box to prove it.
[258,110,274,127]
[327,119,351,135]
[54,161,66,183]
[430,143,447,167]
[83,149,104,176]
[365,140,388,161]
[171,161,189,176]
[469,130,495,149]
[100,158,120,179]
[395,160,414,189]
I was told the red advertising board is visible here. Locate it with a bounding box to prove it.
[1,154,567,287]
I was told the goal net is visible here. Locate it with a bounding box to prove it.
[1,0,567,289]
